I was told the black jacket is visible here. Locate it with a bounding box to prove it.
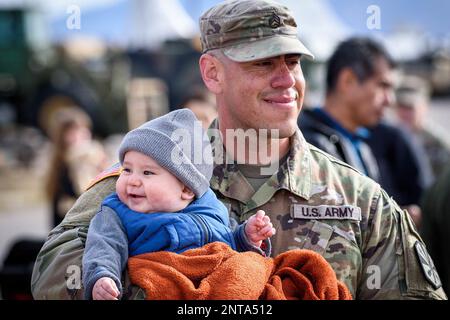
[366,122,432,206]
[298,108,380,181]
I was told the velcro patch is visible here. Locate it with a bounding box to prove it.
[291,204,361,221]
[414,241,442,289]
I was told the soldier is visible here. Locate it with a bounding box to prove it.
[394,75,450,179]
[31,0,446,300]
[421,163,450,294]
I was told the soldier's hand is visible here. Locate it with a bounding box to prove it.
[245,210,276,247]
[93,277,120,300]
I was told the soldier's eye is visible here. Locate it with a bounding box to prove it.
[287,59,300,67]
[254,60,272,67]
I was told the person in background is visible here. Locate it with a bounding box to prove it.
[366,120,430,228]
[420,163,450,294]
[46,107,108,227]
[181,87,218,129]
[394,75,450,178]
[368,75,450,228]
[298,37,395,182]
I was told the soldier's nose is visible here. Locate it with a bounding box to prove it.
[271,62,295,89]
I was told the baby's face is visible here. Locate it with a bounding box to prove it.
[116,150,188,213]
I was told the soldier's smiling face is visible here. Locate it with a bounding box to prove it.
[216,54,305,138]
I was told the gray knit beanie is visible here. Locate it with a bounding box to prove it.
[118,109,213,198]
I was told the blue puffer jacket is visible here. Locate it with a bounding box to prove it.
[104,189,237,256]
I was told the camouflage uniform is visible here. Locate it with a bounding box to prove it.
[420,164,450,294]
[210,125,446,299]
[417,127,450,178]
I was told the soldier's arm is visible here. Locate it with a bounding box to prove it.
[358,188,447,300]
[31,177,117,299]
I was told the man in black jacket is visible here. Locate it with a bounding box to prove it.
[299,37,395,181]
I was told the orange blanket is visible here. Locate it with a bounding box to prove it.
[128,241,352,300]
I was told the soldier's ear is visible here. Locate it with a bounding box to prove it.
[199,53,223,94]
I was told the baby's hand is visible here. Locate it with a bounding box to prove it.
[245,210,276,247]
[92,277,120,300]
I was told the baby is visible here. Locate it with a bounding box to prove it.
[82,109,275,300]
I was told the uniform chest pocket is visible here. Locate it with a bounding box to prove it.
[301,220,359,255]
[291,218,361,296]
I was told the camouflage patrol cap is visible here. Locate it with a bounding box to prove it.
[199,0,314,62]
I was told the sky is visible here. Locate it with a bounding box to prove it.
[179,0,450,38]
[327,0,450,38]
[3,0,445,38]
[4,0,448,57]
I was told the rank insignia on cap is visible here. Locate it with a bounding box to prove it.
[269,13,281,28]
[414,241,442,289]
[207,20,221,35]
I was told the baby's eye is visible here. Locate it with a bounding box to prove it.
[123,168,131,173]
[143,170,154,176]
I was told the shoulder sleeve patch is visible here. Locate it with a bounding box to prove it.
[85,162,122,191]
[414,241,442,290]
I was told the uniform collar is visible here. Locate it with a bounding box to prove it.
[208,120,312,213]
